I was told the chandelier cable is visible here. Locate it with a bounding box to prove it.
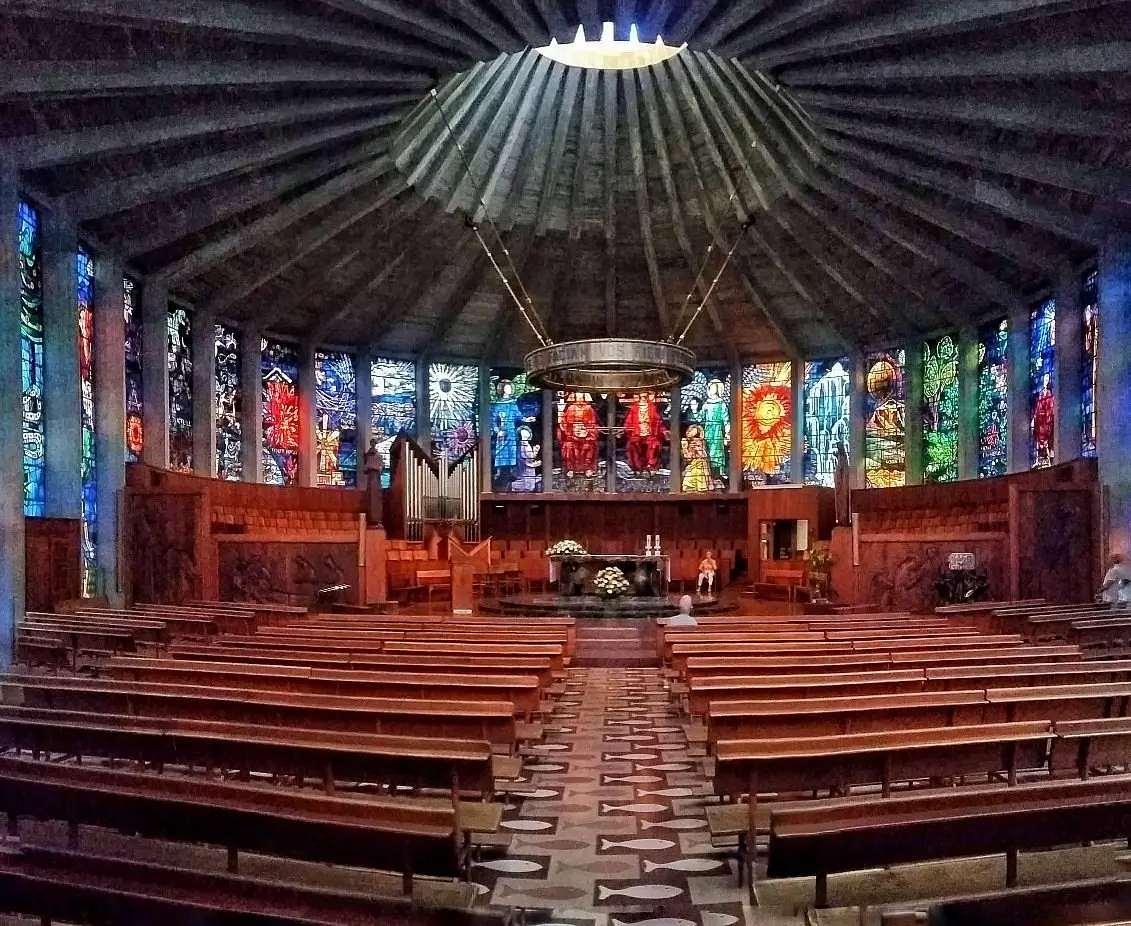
[428,88,552,348]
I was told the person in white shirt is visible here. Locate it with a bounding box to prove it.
[1098,552,1131,605]
[667,594,697,626]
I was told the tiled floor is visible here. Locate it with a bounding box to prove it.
[474,666,758,926]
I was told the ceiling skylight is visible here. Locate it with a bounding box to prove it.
[535,22,686,71]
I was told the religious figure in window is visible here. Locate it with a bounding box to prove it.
[681,423,712,492]
[511,424,541,492]
[559,392,600,476]
[742,378,791,478]
[1032,372,1055,467]
[491,378,533,484]
[701,377,730,475]
[623,391,668,473]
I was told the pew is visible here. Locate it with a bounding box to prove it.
[1052,716,1131,779]
[1072,616,1131,653]
[73,607,221,637]
[926,877,1131,926]
[987,682,1131,722]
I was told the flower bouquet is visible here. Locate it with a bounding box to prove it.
[547,539,588,557]
[593,566,631,599]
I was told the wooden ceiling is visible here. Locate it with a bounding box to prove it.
[3,1,1129,363]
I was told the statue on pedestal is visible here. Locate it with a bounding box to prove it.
[833,440,851,526]
[362,438,385,527]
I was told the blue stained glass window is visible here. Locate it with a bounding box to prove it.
[680,370,731,492]
[922,335,959,484]
[167,306,193,473]
[741,362,792,487]
[214,323,242,481]
[77,247,97,596]
[371,358,416,489]
[1082,269,1098,459]
[316,350,358,487]
[1030,298,1056,469]
[262,338,300,486]
[19,200,45,517]
[428,362,478,460]
[123,276,144,463]
[803,358,850,488]
[978,318,1009,478]
[864,350,906,489]
[489,369,542,492]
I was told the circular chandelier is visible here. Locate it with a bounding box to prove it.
[525,338,696,392]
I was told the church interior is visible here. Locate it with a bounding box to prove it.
[3,2,1131,924]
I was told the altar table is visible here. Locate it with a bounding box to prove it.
[549,554,670,597]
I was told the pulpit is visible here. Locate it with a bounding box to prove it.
[450,537,491,613]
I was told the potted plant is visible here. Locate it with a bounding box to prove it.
[593,566,631,600]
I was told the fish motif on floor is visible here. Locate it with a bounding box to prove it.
[495,882,590,902]
[524,801,592,814]
[555,857,638,875]
[637,787,697,798]
[599,802,668,814]
[642,857,725,873]
[524,763,566,773]
[610,919,697,926]
[604,734,657,742]
[640,818,708,830]
[603,752,658,761]
[597,884,685,901]
[472,858,545,874]
[510,788,558,799]
[648,727,683,734]
[599,837,676,851]
[512,837,590,851]
[469,882,489,897]
[606,719,654,726]
[633,763,691,771]
[606,706,649,713]
[500,819,555,831]
[700,914,739,926]
[530,743,570,751]
[602,774,663,784]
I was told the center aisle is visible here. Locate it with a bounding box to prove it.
[475,667,758,925]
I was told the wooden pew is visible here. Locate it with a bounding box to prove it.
[1051,716,1131,779]
[73,607,220,637]
[26,612,170,647]
[987,682,1131,722]
[0,756,466,893]
[926,659,1131,689]
[688,670,930,713]
[925,877,1131,926]
[4,676,518,751]
[766,776,1131,907]
[1072,616,1131,653]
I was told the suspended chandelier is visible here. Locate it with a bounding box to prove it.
[425,80,753,393]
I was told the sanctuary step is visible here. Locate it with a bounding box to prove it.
[572,619,656,668]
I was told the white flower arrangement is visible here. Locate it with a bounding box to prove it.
[548,539,588,557]
[593,566,631,599]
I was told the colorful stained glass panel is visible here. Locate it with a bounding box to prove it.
[262,338,300,486]
[553,391,609,492]
[214,324,242,481]
[1030,298,1056,469]
[77,248,97,596]
[316,351,358,487]
[978,318,1009,478]
[428,362,478,460]
[741,362,792,487]
[1082,269,1098,459]
[922,335,959,483]
[680,370,731,492]
[123,276,143,463]
[19,200,45,516]
[864,350,906,488]
[615,391,671,493]
[803,358,850,488]
[489,369,542,492]
[371,358,416,489]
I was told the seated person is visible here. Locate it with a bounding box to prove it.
[1099,552,1131,606]
[697,551,718,596]
[667,594,697,627]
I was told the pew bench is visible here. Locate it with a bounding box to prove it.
[925,877,1131,926]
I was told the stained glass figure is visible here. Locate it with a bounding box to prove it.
[680,370,730,492]
[214,323,242,481]
[616,391,671,493]
[167,306,193,474]
[261,338,300,486]
[489,369,542,492]
[864,350,906,488]
[428,362,478,460]
[1030,298,1057,469]
[1082,269,1099,459]
[19,200,45,517]
[922,335,959,483]
[77,248,97,596]
[123,276,144,463]
[371,358,416,489]
[315,350,357,487]
[978,318,1009,478]
[802,359,851,488]
[741,362,792,487]
[554,391,608,492]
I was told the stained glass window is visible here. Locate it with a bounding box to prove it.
[864,350,906,488]
[680,370,731,492]
[214,323,242,481]
[1030,298,1056,469]
[316,350,357,487]
[554,391,609,492]
[428,362,478,460]
[978,318,1009,478]
[803,358,851,488]
[262,338,300,486]
[167,306,193,473]
[371,358,416,489]
[616,390,672,493]
[76,247,97,596]
[489,369,542,492]
[123,276,143,463]
[19,200,45,516]
[922,335,959,483]
[1082,269,1099,459]
[741,362,792,487]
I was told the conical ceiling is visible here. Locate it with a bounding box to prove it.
[3,2,1128,363]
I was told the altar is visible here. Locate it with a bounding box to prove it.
[549,553,670,598]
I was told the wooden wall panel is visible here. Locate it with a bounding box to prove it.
[25,518,80,613]
[216,541,359,605]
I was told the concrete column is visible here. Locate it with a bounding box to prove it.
[140,279,169,470]
[239,324,263,482]
[905,340,924,485]
[298,341,317,487]
[191,308,216,478]
[849,350,866,489]
[957,326,979,481]
[479,361,492,493]
[730,360,743,492]
[670,385,681,492]
[606,393,617,494]
[790,359,804,485]
[356,347,373,475]
[93,255,125,604]
[0,173,26,667]
[1055,269,1084,464]
[1007,303,1032,473]
[1097,235,1131,556]
[41,210,81,517]
[416,358,430,453]
[541,390,554,493]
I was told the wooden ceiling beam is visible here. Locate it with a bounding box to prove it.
[694,0,776,49]
[534,64,582,235]
[315,0,497,60]
[530,0,571,41]
[490,0,550,47]
[498,62,565,231]
[667,0,725,44]
[434,0,525,54]
[719,0,852,60]
[409,249,493,356]
[482,230,537,362]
